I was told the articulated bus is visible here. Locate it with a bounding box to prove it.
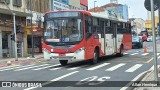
[42,10,132,65]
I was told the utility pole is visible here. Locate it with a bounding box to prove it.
[150,0,158,82]
[94,1,97,12]
[3,1,18,61]
[158,7,160,37]
[29,0,34,58]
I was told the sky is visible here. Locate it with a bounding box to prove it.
[88,0,159,20]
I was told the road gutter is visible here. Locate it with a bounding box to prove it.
[120,65,157,90]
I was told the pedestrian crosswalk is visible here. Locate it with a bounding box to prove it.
[33,64,60,70]
[125,64,143,72]
[14,64,49,71]
[86,63,110,71]
[1,52,160,73]
[0,62,145,73]
[124,52,160,56]
[105,63,126,71]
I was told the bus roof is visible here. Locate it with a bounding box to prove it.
[45,10,128,23]
[90,12,128,23]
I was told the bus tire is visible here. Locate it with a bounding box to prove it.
[59,60,68,66]
[91,49,99,64]
[117,45,124,57]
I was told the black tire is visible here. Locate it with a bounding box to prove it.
[59,60,68,66]
[90,49,99,64]
[117,45,124,57]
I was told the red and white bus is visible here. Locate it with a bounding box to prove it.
[42,10,132,65]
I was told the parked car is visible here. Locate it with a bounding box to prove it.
[147,36,153,42]
[132,36,143,48]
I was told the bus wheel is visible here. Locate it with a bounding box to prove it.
[59,60,68,66]
[117,46,124,57]
[91,49,99,64]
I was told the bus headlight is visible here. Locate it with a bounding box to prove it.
[75,47,84,53]
[51,49,54,52]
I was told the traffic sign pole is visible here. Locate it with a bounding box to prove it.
[150,0,158,82]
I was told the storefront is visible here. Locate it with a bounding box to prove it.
[0,13,27,58]
[26,26,43,55]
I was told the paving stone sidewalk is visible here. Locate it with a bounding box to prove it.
[0,54,44,67]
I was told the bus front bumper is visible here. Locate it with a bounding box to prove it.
[49,52,84,62]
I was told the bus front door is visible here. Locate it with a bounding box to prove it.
[105,27,114,55]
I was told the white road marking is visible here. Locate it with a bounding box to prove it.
[51,71,79,81]
[105,63,125,71]
[0,64,35,71]
[86,63,110,71]
[149,65,154,71]
[130,53,138,55]
[33,64,60,70]
[14,64,49,71]
[49,67,62,70]
[125,64,143,72]
[0,65,20,70]
[68,67,81,70]
[142,53,149,56]
[149,65,160,71]
[24,71,79,90]
[157,53,160,56]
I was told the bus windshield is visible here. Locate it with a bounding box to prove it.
[44,18,83,43]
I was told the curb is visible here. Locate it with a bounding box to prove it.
[120,67,154,90]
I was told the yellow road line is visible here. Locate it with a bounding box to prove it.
[146,57,153,63]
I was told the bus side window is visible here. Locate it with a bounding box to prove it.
[93,18,101,33]
[105,20,112,34]
[117,22,126,34]
[85,16,92,39]
[99,20,104,38]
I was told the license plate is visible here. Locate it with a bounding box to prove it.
[59,54,66,57]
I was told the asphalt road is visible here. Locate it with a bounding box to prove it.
[0,40,160,90]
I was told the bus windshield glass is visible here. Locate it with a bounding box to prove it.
[44,18,83,43]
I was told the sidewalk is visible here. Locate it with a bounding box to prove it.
[0,54,44,67]
[134,67,160,90]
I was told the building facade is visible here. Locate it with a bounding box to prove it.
[89,3,128,20]
[0,0,30,59]
[130,18,145,35]
[80,0,88,10]
[145,16,159,35]
[50,0,88,11]
[25,0,50,55]
[51,0,70,10]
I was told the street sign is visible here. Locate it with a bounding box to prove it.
[144,0,160,11]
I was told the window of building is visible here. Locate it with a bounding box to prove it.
[13,0,22,7]
[0,0,10,4]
